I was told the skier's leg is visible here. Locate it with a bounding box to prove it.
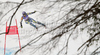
[27,18,38,30]
[25,21,29,24]
[31,18,37,23]
[37,21,46,27]
[30,23,38,29]
[30,18,46,28]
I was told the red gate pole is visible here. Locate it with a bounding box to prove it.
[4,33,6,55]
[4,22,7,55]
[4,19,21,55]
[4,34,6,55]
[18,33,21,51]
[15,19,21,51]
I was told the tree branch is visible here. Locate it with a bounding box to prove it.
[78,31,100,51]
[7,0,25,34]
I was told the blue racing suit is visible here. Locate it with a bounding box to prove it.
[20,11,45,29]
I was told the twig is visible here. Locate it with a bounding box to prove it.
[78,31,100,51]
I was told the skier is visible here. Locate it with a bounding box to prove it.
[20,11,46,30]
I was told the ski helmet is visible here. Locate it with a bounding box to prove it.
[22,11,27,15]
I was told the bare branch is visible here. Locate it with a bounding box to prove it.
[78,31,100,51]
[7,0,25,34]
[91,46,100,55]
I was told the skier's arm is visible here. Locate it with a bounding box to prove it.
[20,17,23,23]
[20,17,23,28]
[27,11,36,15]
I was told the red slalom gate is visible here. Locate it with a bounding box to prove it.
[4,19,21,55]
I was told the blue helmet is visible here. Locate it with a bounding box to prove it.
[22,11,27,15]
